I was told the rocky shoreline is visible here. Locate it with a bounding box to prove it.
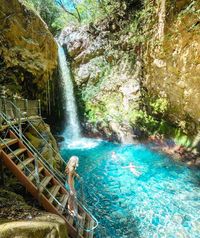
[78,124,200,168]
[145,135,200,168]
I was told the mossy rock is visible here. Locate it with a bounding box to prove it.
[0,214,68,238]
[25,132,43,149]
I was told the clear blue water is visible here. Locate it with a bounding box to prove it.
[60,138,200,238]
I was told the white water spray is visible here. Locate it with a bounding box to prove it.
[58,44,81,139]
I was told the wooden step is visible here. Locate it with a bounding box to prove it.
[0,138,18,149]
[8,148,27,159]
[79,211,86,236]
[28,166,44,181]
[57,193,69,212]
[48,185,61,203]
[17,157,34,170]
[87,219,95,238]
[84,216,94,238]
[39,176,52,193]
[68,212,74,226]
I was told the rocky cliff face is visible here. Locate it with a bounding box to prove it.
[61,0,200,147]
[143,0,200,134]
[60,25,142,143]
[0,0,57,105]
[0,1,63,232]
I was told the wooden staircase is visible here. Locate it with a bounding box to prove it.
[0,128,96,238]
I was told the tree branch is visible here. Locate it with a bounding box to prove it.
[55,0,81,22]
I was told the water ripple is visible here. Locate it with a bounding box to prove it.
[60,139,200,238]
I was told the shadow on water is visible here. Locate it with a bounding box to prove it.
[188,168,200,187]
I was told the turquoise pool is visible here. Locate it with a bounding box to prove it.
[60,138,200,238]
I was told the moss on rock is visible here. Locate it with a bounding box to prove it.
[0,0,57,103]
[0,214,68,238]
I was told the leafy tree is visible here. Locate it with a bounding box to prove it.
[55,0,82,22]
[22,0,144,33]
[23,0,67,34]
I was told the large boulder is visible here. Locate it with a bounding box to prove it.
[0,0,57,102]
[0,214,68,238]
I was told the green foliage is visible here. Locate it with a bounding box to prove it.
[128,110,158,133]
[173,128,192,147]
[75,0,105,24]
[84,91,125,125]
[149,98,168,115]
[22,0,68,34]
[127,1,156,44]
[128,97,169,134]
[22,0,145,31]
[57,0,143,25]
[85,101,108,124]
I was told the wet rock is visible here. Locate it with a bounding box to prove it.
[195,157,200,167]
[60,25,106,66]
[109,121,135,144]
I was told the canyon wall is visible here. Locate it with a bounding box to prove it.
[0,0,57,107]
[62,0,200,147]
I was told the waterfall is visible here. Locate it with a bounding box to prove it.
[58,44,81,140]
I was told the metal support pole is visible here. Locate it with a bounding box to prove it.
[48,144,53,168]
[25,99,28,118]
[17,109,22,139]
[0,159,4,186]
[0,99,2,128]
[34,153,40,187]
[2,97,6,115]
[13,97,17,120]
[34,153,41,205]
[38,99,41,117]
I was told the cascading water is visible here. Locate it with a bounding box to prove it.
[58,44,81,140]
[58,42,101,149]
